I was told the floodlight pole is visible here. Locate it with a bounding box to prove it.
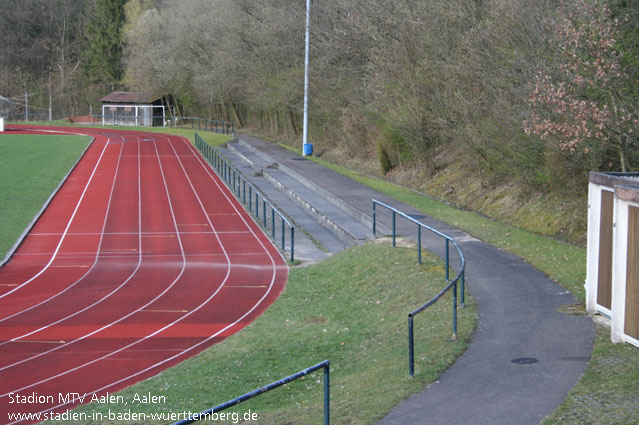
[302,0,310,156]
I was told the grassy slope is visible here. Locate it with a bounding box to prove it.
[273,140,639,425]
[0,134,91,259]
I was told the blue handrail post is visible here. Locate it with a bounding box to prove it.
[263,200,267,227]
[271,209,275,238]
[324,362,330,425]
[372,201,376,236]
[445,239,450,281]
[290,227,295,262]
[408,314,415,377]
[452,281,458,339]
[255,193,259,218]
[281,218,285,250]
[417,225,422,265]
[392,211,396,247]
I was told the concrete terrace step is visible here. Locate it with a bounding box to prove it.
[225,140,373,249]
[216,144,347,260]
[236,138,381,232]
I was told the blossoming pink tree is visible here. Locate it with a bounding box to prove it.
[524,0,638,171]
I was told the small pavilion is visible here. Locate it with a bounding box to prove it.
[98,92,173,127]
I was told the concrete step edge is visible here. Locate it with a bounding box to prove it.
[261,170,367,247]
[216,146,357,250]
[237,138,391,235]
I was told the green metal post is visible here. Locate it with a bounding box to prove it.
[372,201,376,236]
[255,193,259,218]
[445,239,450,281]
[324,363,330,425]
[452,281,458,339]
[263,200,267,227]
[418,225,422,265]
[392,211,396,247]
[271,209,275,238]
[409,315,414,377]
[281,219,285,249]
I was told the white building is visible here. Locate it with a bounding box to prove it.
[98,92,173,127]
[586,172,639,347]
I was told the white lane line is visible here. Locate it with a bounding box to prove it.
[29,230,248,235]
[0,134,113,300]
[181,136,288,264]
[0,132,195,393]
[4,134,285,421]
[0,136,145,344]
[0,137,127,323]
[140,309,189,313]
[20,132,284,419]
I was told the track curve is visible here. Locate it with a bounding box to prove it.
[0,126,288,424]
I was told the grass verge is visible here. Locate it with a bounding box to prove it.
[538,323,639,424]
[48,243,475,424]
[0,134,91,259]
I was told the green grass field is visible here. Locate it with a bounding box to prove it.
[0,134,91,259]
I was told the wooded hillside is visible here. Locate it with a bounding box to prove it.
[2,0,638,243]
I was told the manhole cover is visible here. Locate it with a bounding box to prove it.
[291,157,307,161]
[408,214,426,220]
[511,357,539,365]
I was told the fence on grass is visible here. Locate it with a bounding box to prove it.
[194,133,295,262]
[171,360,330,425]
[97,114,234,134]
[4,113,48,122]
[5,113,234,135]
[372,199,466,377]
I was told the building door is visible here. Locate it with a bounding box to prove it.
[597,189,614,311]
[625,205,639,340]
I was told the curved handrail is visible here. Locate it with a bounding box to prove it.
[171,360,330,425]
[371,199,466,376]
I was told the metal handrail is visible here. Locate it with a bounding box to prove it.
[97,114,234,135]
[372,199,466,376]
[4,113,48,121]
[171,360,330,425]
[194,133,295,262]
[5,113,235,134]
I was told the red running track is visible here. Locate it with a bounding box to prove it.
[0,126,288,424]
